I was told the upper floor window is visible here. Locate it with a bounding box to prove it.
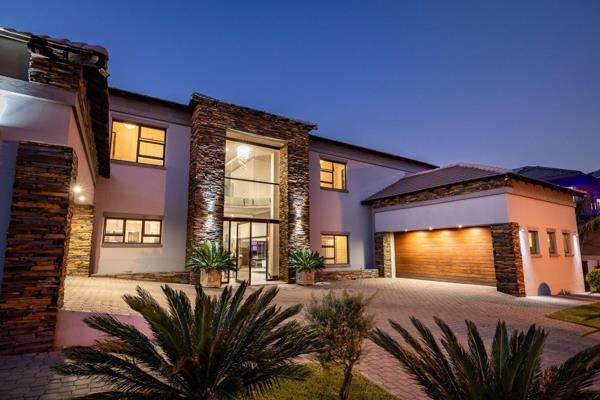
[320,159,347,190]
[528,230,540,255]
[562,232,572,255]
[103,217,162,245]
[111,120,166,166]
[547,231,557,256]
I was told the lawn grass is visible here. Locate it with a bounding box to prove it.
[547,301,600,330]
[256,363,397,400]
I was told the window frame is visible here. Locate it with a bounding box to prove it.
[321,233,350,266]
[110,119,167,167]
[319,158,348,191]
[562,231,573,256]
[102,216,163,247]
[528,229,541,256]
[547,230,558,256]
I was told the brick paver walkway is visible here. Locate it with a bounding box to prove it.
[1,276,598,399]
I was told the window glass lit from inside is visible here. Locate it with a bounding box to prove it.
[528,231,539,255]
[547,231,557,255]
[321,234,348,264]
[319,159,346,190]
[111,121,166,166]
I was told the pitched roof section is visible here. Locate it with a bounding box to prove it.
[190,92,317,129]
[364,163,579,203]
[590,169,600,178]
[513,166,583,181]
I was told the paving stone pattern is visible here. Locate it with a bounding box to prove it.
[1,276,599,399]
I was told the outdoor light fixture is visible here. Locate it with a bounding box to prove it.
[78,195,86,202]
[458,224,463,229]
[123,122,137,129]
[429,227,433,230]
[73,185,82,194]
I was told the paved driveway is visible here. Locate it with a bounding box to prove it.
[1,276,598,399]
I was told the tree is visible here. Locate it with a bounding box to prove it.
[370,316,600,399]
[54,282,322,399]
[306,290,375,400]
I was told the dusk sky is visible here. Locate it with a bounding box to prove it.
[3,1,599,171]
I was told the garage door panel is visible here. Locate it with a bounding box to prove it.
[394,228,496,286]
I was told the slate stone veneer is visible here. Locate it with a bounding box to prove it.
[187,95,315,282]
[374,232,393,278]
[0,141,76,355]
[491,223,525,296]
[65,204,94,276]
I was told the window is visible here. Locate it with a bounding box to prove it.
[111,121,166,166]
[103,217,162,244]
[528,230,540,255]
[320,159,347,190]
[321,234,349,265]
[562,232,572,255]
[547,231,557,256]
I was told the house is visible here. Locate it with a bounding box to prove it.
[515,166,600,269]
[0,28,586,354]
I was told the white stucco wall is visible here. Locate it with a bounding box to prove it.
[93,101,191,275]
[507,183,584,296]
[309,141,431,270]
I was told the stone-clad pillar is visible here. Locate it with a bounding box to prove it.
[0,141,77,355]
[374,232,393,278]
[65,204,95,276]
[491,223,525,296]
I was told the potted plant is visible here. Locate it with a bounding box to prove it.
[187,241,236,288]
[290,247,325,286]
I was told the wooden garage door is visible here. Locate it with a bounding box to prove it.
[394,227,496,286]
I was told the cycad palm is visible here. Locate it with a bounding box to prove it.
[370,317,600,399]
[54,282,322,399]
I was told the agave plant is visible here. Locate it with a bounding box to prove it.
[54,282,322,399]
[370,316,600,399]
[289,247,325,272]
[187,240,236,272]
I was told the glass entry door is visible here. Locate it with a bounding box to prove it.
[223,219,279,285]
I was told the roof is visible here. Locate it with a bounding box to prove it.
[190,92,317,129]
[109,87,189,111]
[513,166,584,181]
[363,163,580,203]
[590,169,600,178]
[309,134,437,169]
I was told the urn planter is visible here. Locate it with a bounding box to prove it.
[201,269,222,288]
[297,269,316,286]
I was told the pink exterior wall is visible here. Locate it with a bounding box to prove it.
[507,183,585,295]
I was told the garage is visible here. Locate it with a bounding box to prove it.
[394,227,496,286]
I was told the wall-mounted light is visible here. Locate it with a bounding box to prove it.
[78,195,86,202]
[458,225,463,229]
[404,229,408,232]
[73,184,83,194]
[428,227,433,231]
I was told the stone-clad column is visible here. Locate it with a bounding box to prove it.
[374,232,393,278]
[65,204,94,276]
[491,223,525,296]
[0,141,77,355]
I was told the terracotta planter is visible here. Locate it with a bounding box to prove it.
[201,269,222,288]
[189,270,201,285]
[297,269,316,286]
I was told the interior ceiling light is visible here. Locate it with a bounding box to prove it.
[123,122,137,129]
[237,144,250,160]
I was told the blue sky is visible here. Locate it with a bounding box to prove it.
[3,1,599,171]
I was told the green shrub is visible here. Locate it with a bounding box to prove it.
[586,269,600,290]
[290,247,325,272]
[186,240,235,273]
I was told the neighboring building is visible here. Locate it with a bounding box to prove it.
[515,166,600,269]
[0,27,587,353]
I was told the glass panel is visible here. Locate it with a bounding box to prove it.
[320,159,333,171]
[548,232,557,255]
[528,231,539,254]
[138,141,164,159]
[563,233,571,254]
[142,236,160,244]
[321,235,334,247]
[236,223,251,283]
[125,220,143,243]
[137,156,163,166]
[225,141,279,183]
[140,126,165,142]
[104,235,123,243]
[111,121,138,162]
[144,220,161,235]
[333,163,346,190]
[335,235,348,264]
[224,179,279,219]
[250,222,268,285]
[322,247,335,259]
[105,218,124,234]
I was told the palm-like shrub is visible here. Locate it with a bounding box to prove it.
[289,247,325,272]
[370,316,600,400]
[54,282,322,399]
[187,240,236,273]
[586,269,600,292]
